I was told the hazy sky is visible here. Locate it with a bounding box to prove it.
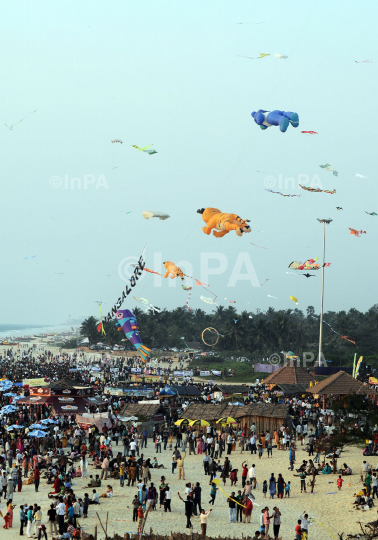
[2,0,377,324]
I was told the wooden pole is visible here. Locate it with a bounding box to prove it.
[94,525,97,540]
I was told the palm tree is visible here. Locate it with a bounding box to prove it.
[80,316,99,343]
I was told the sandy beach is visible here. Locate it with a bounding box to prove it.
[0,438,372,540]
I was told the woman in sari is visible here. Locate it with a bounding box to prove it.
[17,469,22,492]
[197,436,204,455]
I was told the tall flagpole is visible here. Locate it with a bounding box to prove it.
[317,219,332,366]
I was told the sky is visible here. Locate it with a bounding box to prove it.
[1,0,377,325]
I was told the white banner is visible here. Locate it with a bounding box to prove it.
[200,370,210,376]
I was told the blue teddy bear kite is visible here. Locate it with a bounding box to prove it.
[251,109,299,132]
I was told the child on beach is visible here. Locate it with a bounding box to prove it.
[137,505,144,533]
[262,480,268,498]
[337,475,344,491]
[285,481,291,498]
[258,440,263,459]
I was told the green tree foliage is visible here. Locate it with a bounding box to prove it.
[79,304,378,363]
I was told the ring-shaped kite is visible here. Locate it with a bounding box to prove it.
[202,327,220,346]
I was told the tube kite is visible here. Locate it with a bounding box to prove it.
[299,185,336,194]
[212,479,246,508]
[365,211,377,216]
[302,273,315,278]
[251,110,299,132]
[142,210,170,220]
[323,321,358,347]
[197,208,251,237]
[96,301,106,335]
[131,144,157,155]
[274,54,288,59]
[289,259,330,271]
[354,173,369,179]
[301,131,318,134]
[319,164,338,176]
[265,189,301,197]
[349,228,366,237]
[116,308,150,362]
[111,139,123,144]
[290,296,299,305]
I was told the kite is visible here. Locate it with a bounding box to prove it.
[354,173,369,179]
[143,267,162,276]
[131,144,157,155]
[268,295,277,299]
[111,139,123,144]
[200,296,218,305]
[197,207,251,237]
[212,479,246,508]
[102,253,146,323]
[238,53,270,59]
[301,131,318,135]
[180,337,195,350]
[163,261,185,280]
[116,308,150,361]
[229,300,236,303]
[349,228,366,237]
[142,210,170,220]
[302,273,315,278]
[24,256,37,259]
[185,290,192,311]
[365,211,377,216]
[274,54,288,59]
[195,279,209,287]
[319,164,338,176]
[265,189,301,198]
[289,259,331,271]
[336,207,343,211]
[251,109,299,132]
[250,242,267,249]
[182,285,192,290]
[355,60,372,63]
[202,328,221,346]
[323,321,358,347]
[133,297,160,314]
[95,301,106,335]
[260,279,270,287]
[290,296,299,305]
[121,211,132,214]
[5,109,37,130]
[299,184,336,194]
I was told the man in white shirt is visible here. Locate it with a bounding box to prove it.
[130,440,136,457]
[57,497,66,534]
[248,465,255,481]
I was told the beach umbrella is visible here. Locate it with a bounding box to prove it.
[189,419,210,427]
[174,419,192,426]
[12,395,24,401]
[40,419,58,424]
[29,424,48,430]
[6,425,24,431]
[229,402,244,406]
[29,430,47,438]
[3,392,17,397]
[1,406,18,413]
[217,417,237,424]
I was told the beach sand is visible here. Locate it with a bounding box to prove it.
[1,440,372,540]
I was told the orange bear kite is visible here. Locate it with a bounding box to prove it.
[197,208,251,238]
[163,261,185,280]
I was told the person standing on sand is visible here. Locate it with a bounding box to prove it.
[194,508,212,536]
[176,452,186,480]
[178,492,193,528]
[272,507,281,540]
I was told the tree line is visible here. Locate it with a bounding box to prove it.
[79,304,378,364]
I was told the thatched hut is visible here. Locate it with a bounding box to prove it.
[180,402,290,433]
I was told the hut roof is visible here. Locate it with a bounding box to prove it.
[119,403,162,418]
[276,383,310,394]
[263,364,315,385]
[180,402,289,421]
[306,370,378,395]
